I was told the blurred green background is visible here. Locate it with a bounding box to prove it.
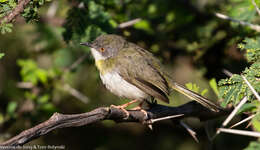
[0,0,259,149]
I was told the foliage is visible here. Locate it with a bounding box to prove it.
[218,36,260,107]
[18,59,50,85]
[218,62,260,107]
[217,1,260,149]
[244,141,260,150]
[0,0,51,33]
[185,82,208,96]
[62,1,114,43]
[0,53,4,59]
[0,22,12,34]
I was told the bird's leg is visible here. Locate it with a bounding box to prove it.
[119,99,139,108]
[130,100,144,110]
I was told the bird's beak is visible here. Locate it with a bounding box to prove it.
[80,42,92,47]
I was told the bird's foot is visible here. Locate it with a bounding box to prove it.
[110,104,130,119]
[130,106,151,129]
[131,107,148,120]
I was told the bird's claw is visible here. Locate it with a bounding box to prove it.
[110,104,130,119]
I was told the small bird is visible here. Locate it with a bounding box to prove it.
[80,34,221,114]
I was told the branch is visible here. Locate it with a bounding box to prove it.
[215,12,260,32]
[118,18,141,28]
[0,0,31,24]
[252,0,260,16]
[0,101,230,146]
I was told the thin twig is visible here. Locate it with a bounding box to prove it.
[229,114,255,129]
[118,18,141,28]
[222,69,233,77]
[16,82,34,89]
[242,75,260,102]
[63,84,89,104]
[215,12,260,32]
[222,97,248,127]
[64,53,88,73]
[61,54,89,103]
[180,121,199,143]
[204,121,218,141]
[46,1,58,18]
[218,128,260,138]
[252,0,260,16]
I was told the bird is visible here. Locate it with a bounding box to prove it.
[80,34,221,115]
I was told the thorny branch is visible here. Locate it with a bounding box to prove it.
[0,101,230,147]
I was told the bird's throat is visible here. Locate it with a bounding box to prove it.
[95,59,115,75]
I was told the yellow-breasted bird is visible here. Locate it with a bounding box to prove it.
[80,34,221,113]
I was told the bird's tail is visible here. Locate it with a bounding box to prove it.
[169,81,222,112]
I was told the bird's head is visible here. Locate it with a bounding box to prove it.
[80,34,126,61]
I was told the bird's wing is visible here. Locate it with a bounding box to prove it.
[115,46,170,103]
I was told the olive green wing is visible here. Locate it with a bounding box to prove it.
[116,47,170,103]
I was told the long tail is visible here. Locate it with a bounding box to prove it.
[169,82,222,112]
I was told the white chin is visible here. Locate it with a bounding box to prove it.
[90,48,106,60]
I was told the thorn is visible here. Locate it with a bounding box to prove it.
[222,69,233,77]
[148,124,153,130]
[242,75,260,102]
[222,97,248,127]
[149,114,184,124]
[180,121,199,143]
[218,128,260,138]
[246,121,252,128]
[229,114,255,129]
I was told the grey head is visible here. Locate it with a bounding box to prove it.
[80,34,127,61]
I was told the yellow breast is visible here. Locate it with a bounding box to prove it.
[96,60,104,71]
[95,59,114,75]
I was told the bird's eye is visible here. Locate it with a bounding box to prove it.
[100,48,105,52]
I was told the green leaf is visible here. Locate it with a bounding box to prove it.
[17,59,50,85]
[209,78,220,98]
[185,83,199,93]
[244,141,260,150]
[0,53,4,59]
[36,69,48,84]
[7,101,17,116]
[0,113,4,124]
[201,89,208,96]
[185,82,208,96]
[238,37,260,62]
[134,20,153,34]
[252,113,260,132]
[218,64,260,107]
[37,94,50,104]
[228,0,256,22]
[237,103,257,114]
[25,91,37,101]
[41,103,56,113]
[0,23,13,34]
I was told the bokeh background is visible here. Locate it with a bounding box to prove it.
[0,0,259,149]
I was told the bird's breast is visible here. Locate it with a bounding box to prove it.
[100,71,149,100]
[95,59,115,75]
